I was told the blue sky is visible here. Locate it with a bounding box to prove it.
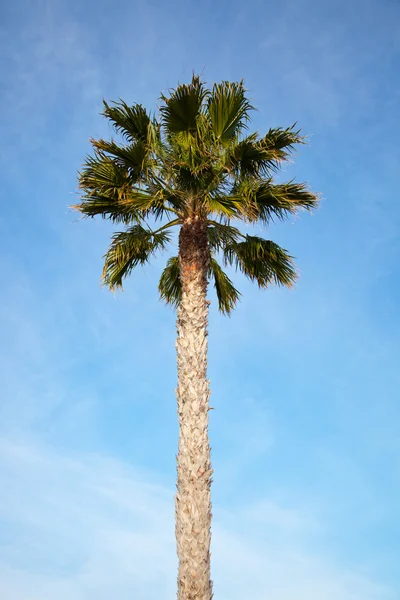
[0,0,399,597]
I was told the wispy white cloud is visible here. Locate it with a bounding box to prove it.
[0,439,394,600]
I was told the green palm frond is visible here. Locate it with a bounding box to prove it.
[228,133,271,177]
[102,100,151,142]
[224,235,297,288]
[160,75,208,135]
[207,221,242,250]
[75,154,141,222]
[79,154,131,193]
[103,225,171,290]
[227,125,305,178]
[209,257,241,314]
[120,186,181,221]
[90,138,147,178]
[253,181,319,223]
[158,256,181,307]
[72,194,140,223]
[260,126,304,162]
[206,195,246,219]
[228,179,318,223]
[207,81,253,142]
[158,254,240,314]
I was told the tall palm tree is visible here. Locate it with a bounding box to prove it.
[74,75,318,600]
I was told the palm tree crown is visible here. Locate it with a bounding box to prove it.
[74,75,318,312]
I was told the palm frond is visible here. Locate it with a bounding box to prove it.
[253,181,319,223]
[207,221,242,250]
[72,194,140,223]
[75,154,141,222]
[102,225,171,290]
[158,254,240,315]
[158,256,181,307]
[209,257,241,314]
[79,154,131,193]
[206,195,246,219]
[207,81,253,142]
[260,125,304,162]
[121,187,181,221]
[228,133,276,177]
[224,235,297,288]
[90,138,147,178]
[160,75,208,135]
[102,100,151,142]
[227,126,304,178]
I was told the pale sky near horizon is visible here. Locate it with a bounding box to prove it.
[1,0,399,598]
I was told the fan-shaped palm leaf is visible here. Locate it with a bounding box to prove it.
[160,75,207,135]
[207,80,253,142]
[102,100,151,142]
[224,235,297,287]
[103,225,171,290]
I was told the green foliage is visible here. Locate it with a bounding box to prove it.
[208,81,253,142]
[158,256,181,307]
[209,258,241,314]
[158,254,240,315]
[160,75,207,135]
[75,75,318,311]
[224,236,297,288]
[207,222,242,250]
[102,100,151,142]
[103,225,171,290]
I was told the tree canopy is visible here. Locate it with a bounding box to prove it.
[74,75,319,313]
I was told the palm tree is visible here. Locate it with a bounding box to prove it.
[74,75,318,600]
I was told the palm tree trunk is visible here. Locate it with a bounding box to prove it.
[175,215,213,600]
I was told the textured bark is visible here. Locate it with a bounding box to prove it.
[175,216,213,600]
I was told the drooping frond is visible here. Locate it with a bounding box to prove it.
[207,81,253,142]
[102,225,171,290]
[223,235,297,288]
[159,256,181,307]
[158,254,240,314]
[160,75,208,135]
[209,257,241,314]
[102,100,151,142]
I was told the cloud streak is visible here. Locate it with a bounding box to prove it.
[0,439,394,600]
